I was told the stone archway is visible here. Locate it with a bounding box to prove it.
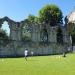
[0,16,21,41]
[41,28,48,42]
[57,27,63,44]
[1,21,10,36]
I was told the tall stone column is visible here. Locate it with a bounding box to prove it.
[8,22,21,41]
[15,22,21,41]
[31,24,40,42]
[49,27,57,43]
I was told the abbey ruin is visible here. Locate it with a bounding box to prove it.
[0,8,75,57]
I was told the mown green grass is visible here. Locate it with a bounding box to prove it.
[0,54,75,75]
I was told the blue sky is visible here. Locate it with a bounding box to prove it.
[0,0,75,21]
[0,0,75,35]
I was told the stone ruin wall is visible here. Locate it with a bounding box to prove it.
[0,17,71,57]
[0,42,64,57]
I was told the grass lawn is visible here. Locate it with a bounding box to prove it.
[0,53,75,75]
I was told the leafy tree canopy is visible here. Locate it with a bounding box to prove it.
[67,22,75,45]
[39,4,63,26]
[0,29,9,40]
[28,15,38,23]
[68,22,75,36]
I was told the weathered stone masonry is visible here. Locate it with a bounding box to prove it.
[0,16,72,57]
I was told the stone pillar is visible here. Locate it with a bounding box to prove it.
[15,22,21,41]
[8,22,16,40]
[31,25,37,42]
[31,24,40,42]
[46,25,51,42]
[49,27,57,43]
[8,22,21,41]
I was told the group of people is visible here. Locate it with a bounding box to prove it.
[24,49,34,61]
[24,47,69,61]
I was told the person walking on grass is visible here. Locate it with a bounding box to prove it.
[24,49,28,61]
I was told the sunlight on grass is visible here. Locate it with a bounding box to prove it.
[0,54,75,75]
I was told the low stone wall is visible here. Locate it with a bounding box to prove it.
[0,42,66,57]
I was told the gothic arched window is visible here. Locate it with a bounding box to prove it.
[41,28,48,42]
[57,27,63,44]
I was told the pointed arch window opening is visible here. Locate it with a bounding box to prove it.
[1,21,10,37]
[22,24,32,41]
[41,28,48,42]
[57,28,63,44]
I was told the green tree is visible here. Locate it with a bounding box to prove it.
[0,29,8,39]
[39,4,63,26]
[68,22,75,45]
[0,29,9,45]
[21,15,36,41]
[67,22,74,35]
[28,15,38,23]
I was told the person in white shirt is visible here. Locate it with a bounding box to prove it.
[24,49,28,61]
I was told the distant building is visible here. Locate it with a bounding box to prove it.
[67,7,75,52]
[67,8,75,23]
